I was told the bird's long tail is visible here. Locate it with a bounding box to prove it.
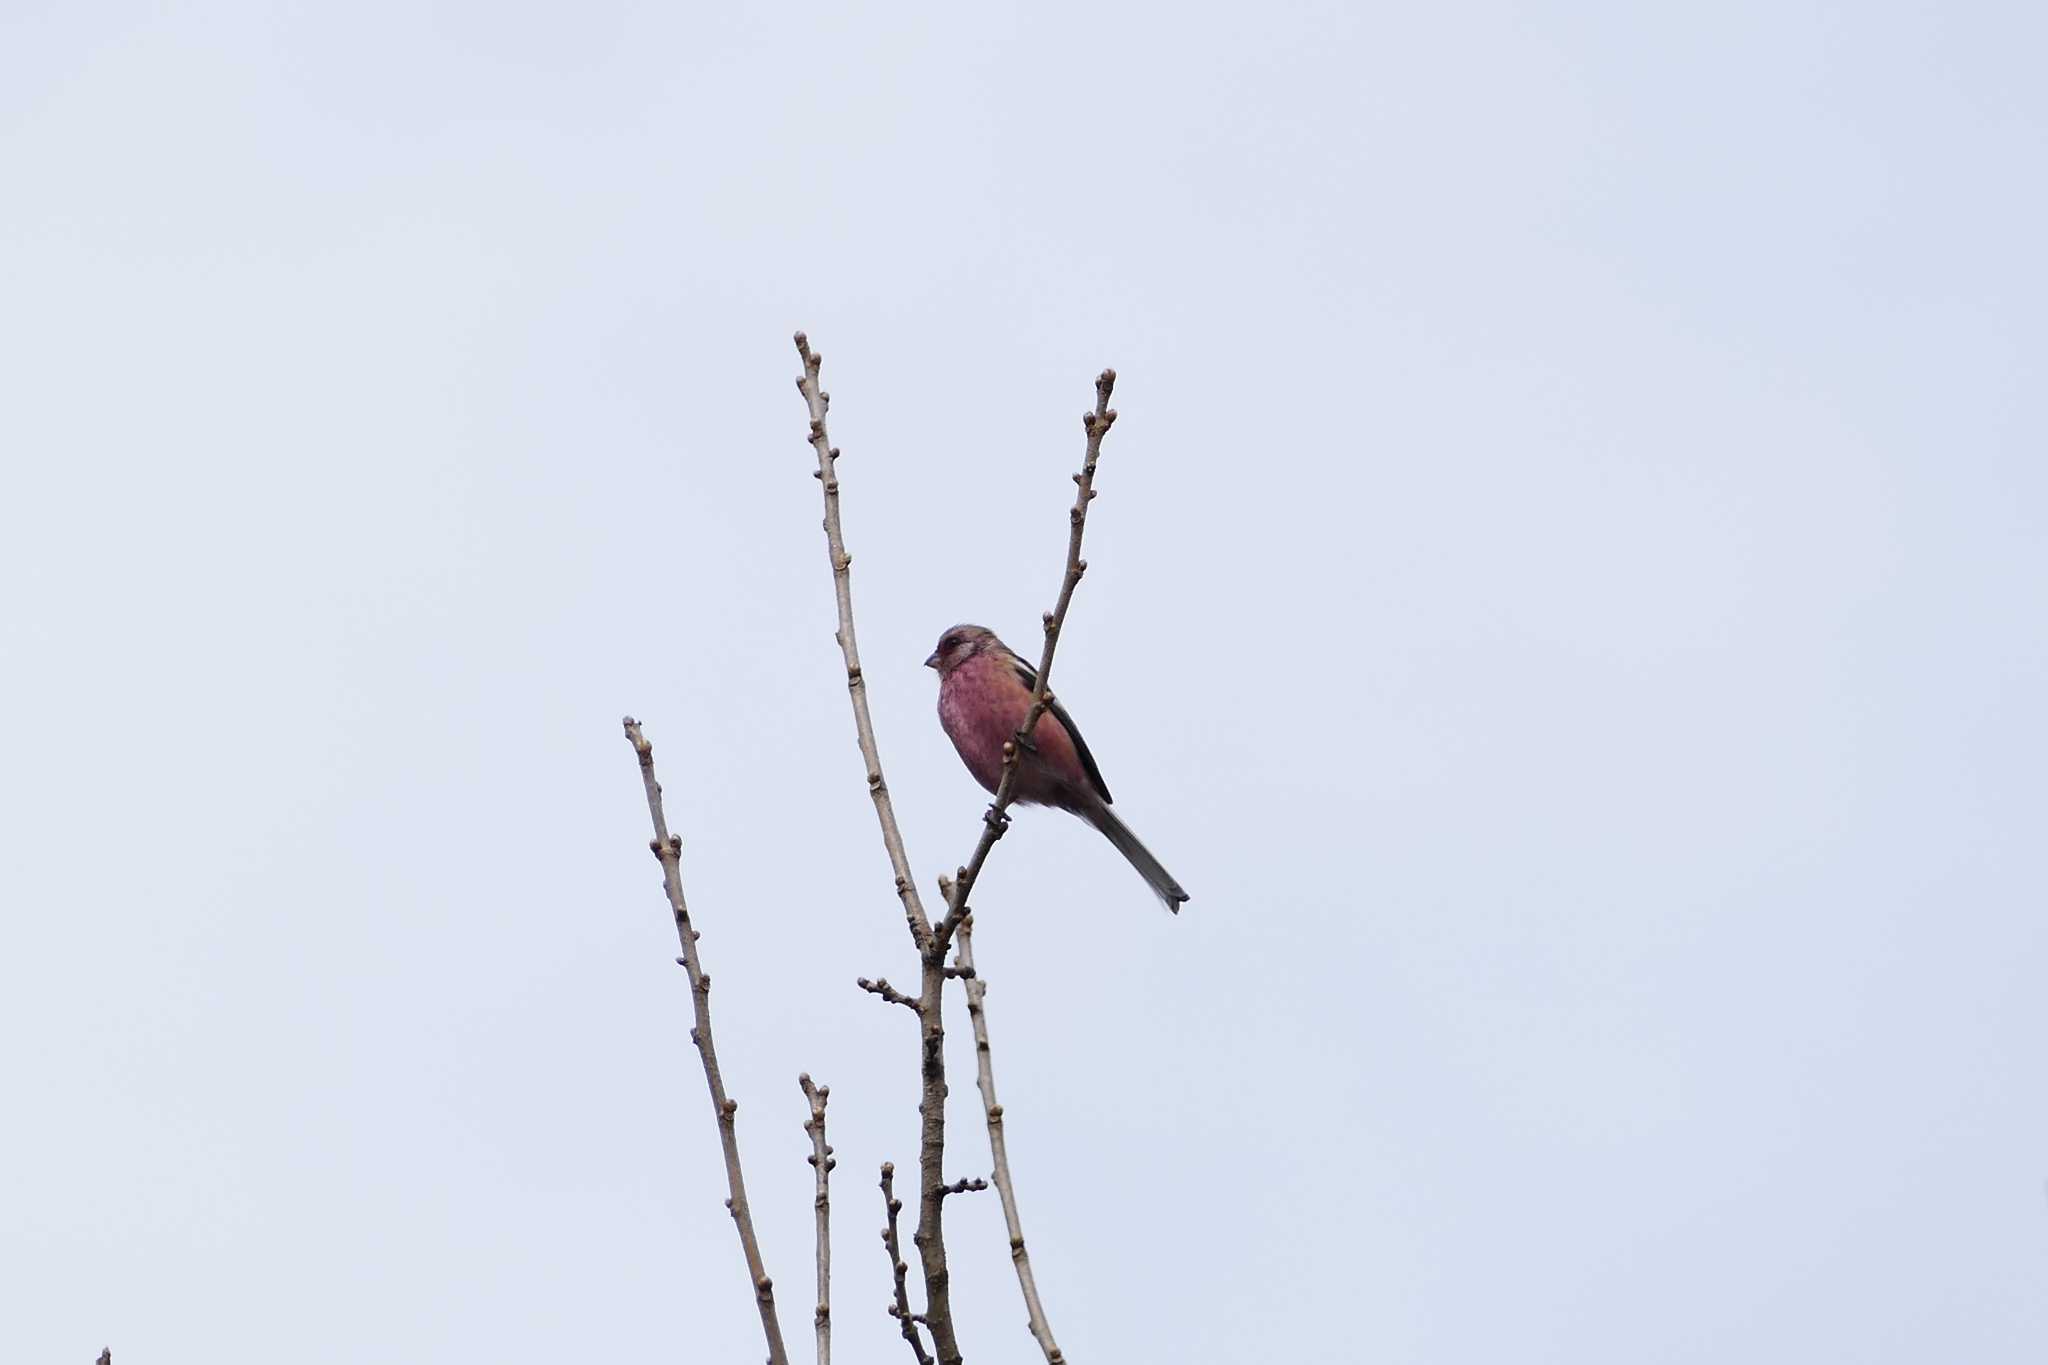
[1081,799,1190,912]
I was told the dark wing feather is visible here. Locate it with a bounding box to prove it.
[1010,657,1113,803]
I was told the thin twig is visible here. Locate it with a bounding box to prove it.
[793,332,935,955]
[936,369,1118,950]
[795,332,965,1365]
[622,717,790,1365]
[953,916,1065,1363]
[880,1163,935,1365]
[858,977,923,1013]
[800,1075,834,1365]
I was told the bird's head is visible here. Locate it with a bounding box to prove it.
[925,624,1000,676]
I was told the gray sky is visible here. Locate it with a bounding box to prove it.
[5,3,2044,1361]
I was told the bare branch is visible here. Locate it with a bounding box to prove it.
[954,918,1066,1362]
[621,717,790,1365]
[880,1163,935,1365]
[795,332,964,1364]
[800,1075,834,1365]
[793,332,936,955]
[921,364,1120,1364]
[795,340,1114,1364]
[917,365,1120,1362]
[939,1176,990,1198]
[936,368,1119,949]
[858,977,923,1013]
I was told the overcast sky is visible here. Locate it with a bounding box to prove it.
[4,3,2044,1362]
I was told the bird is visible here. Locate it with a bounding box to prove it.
[926,623,1189,911]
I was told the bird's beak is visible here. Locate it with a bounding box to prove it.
[923,650,941,669]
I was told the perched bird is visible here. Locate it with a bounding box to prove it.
[926,624,1189,911]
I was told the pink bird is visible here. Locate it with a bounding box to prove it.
[926,624,1189,912]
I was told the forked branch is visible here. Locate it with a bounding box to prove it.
[936,369,1118,948]
[795,333,964,1364]
[920,369,1121,1364]
[793,336,1115,1365]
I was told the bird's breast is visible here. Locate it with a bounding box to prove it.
[938,657,1083,804]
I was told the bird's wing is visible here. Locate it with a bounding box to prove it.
[1010,657,1113,804]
